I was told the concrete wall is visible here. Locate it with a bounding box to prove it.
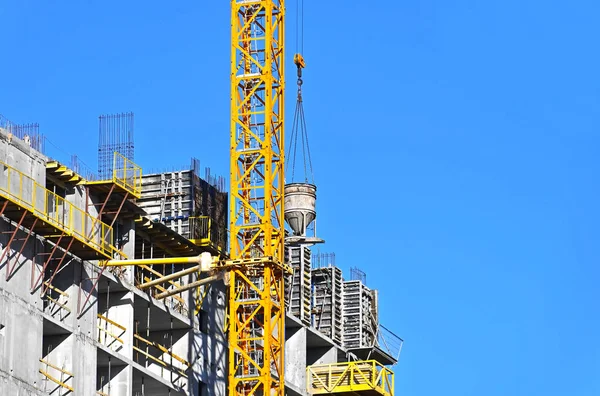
[0,131,101,395]
[191,280,227,396]
[285,327,307,393]
[0,130,47,396]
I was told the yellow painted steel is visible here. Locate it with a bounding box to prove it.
[43,282,71,314]
[133,333,189,377]
[138,265,201,289]
[138,264,189,314]
[307,361,395,396]
[105,255,202,267]
[45,295,71,313]
[0,160,115,258]
[43,281,69,297]
[87,151,142,198]
[112,151,142,197]
[97,314,127,346]
[142,275,187,312]
[39,358,74,392]
[154,273,221,300]
[46,160,85,184]
[188,216,214,246]
[229,0,286,396]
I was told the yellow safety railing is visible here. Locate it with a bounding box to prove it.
[307,361,394,396]
[86,151,142,198]
[97,314,126,349]
[137,264,188,315]
[0,160,115,258]
[113,151,142,197]
[189,216,212,246]
[39,358,74,393]
[190,215,227,251]
[43,282,71,317]
[133,333,189,378]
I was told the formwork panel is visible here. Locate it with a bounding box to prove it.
[342,280,378,350]
[310,266,343,345]
[137,169,227,251]
[286,246,312,326]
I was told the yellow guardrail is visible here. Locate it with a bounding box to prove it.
[113,151,142,197]
[133,333,189,378]
[39,358,74,393]
[86,151,142,197]
[43,282,71,315]
[307,361,394,396]
[97,314,127,348]
[87,151,142,198]
[0,160,115,258]
[189,215,226,251]
[189,216,212,246]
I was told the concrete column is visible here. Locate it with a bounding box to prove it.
[0,135,47,395]
[285,327,307,393]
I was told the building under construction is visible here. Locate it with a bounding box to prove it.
[0,114,402,395]
[1,1,403,395]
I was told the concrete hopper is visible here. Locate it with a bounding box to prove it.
[284,183,316,236]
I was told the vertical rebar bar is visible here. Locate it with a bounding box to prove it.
[98,112,134,178]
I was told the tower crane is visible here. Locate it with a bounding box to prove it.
[228,1,287,396]
[104,1,331,396]
[107,1,288,396]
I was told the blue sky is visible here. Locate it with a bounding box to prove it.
[3,1,600,395]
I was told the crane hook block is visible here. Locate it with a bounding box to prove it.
[294,53,306,69]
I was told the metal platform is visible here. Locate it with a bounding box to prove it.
[0,160,115,260]
[86,152,142,198]
[307,361,394,396]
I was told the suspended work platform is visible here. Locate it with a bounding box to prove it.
[85,151,142,198]
[307,361,394,396]
[0,160,115,260]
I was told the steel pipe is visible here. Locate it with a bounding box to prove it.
[105,256,201,267]
[105,252,214,268]
[154,274,222,300]
[138,264,206,289]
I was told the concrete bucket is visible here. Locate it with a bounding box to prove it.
[284,183,317,236]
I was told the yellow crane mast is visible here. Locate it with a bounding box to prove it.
[229,1,287,396]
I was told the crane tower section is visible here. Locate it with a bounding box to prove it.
[229,1,286,396]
